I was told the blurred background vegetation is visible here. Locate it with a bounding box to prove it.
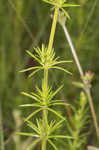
[0,0,99,149]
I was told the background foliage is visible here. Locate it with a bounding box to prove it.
[0,0,99,149]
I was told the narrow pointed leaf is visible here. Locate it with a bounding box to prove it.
[26,120,40,134]
[19,103,41,108]
[25,108,43,121]
[51,66,72,75]
[21,92,41,103]
[50,102,69,107]
[50,120,65,134]
[42,0,55,6]
[28,68,43,78]
[34,47,41,55]
[16,132,39,137]
[31,92,42,100]
[27,138,41,150]
[72,81,84,88]
[51,100,64,103]
[48,139,58,150]
[47,108,65,120]
[61,8,70,19]
[51,85,63,99]
[49,135,74,139]
[26,50,41,64]
[63,4,80,7]
[52,60,72,66]
[19,66,41,73]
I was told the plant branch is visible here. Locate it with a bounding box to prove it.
[61,23,99,139]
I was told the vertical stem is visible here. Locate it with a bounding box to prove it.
[41,7,59,150]
[0,101,5,150]
[43,69,48,128]
[62,24,99,139]
[42,69,48,150]
[42,139,46,150]
[48,7,59,53]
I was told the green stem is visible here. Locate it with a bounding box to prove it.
[0,101,5,150]
[48,7,59,53]
[42,139,47,150]
[41,7,59,150]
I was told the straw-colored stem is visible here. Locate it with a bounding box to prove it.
[62,24,99,139]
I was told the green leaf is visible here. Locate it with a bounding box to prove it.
[19,103,41,108]
[19,66,41,73]
[51,100,64,103]
[36,86,43,97]
[50,120,65,134]
[72,81,84,88]
[52,60,72,66]
[42,0,55,6]
[25,108,43,121]
[51,66,72,75]
[63,4,80,8]
[34,47,41,56]
[48,139,58,150]
[61,8,70,19]
[28,68,43,78]
[26,120,40,134]
[47,108,65,120]
[16,132,39,137]
[21,92,41,103]
[49,135,74,139]
[51,85,63,99]
[31,92,42,101]
[50,102,69,107]
[26,50,41,64]
[26,138,41,150]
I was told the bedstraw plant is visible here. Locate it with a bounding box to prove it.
[17,0,96,149]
